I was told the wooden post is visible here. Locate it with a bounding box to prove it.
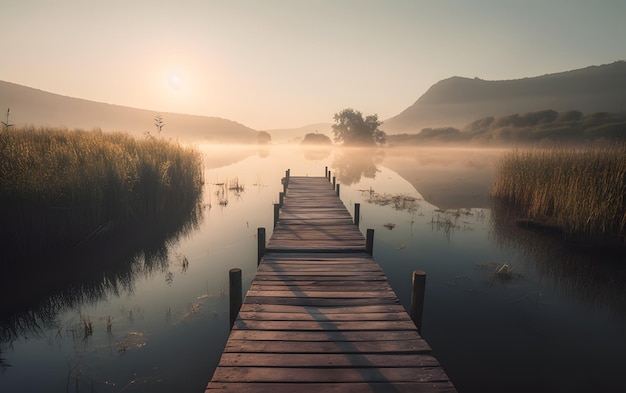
[285,169,290,188]
[279,192,284,207]
[366,228,374,256]
[229,268,242,329]
[336,183,340,197]
[354,203,360,226]
[325,166,328,177]
[274,204,280,228]
[257,227,265,265]
[283,179,287,194]
[410,270,426,334]
[328,170,331,181]
[332,176,336,190]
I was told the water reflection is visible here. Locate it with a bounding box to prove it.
[300,146,331,161]
[0,200,204,344]
[331,147,384,185]
[383,147,504,209]
[490,199,626,319]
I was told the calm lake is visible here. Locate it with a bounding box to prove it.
[1,145,625,393]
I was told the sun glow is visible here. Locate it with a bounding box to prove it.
[168,72,183,90]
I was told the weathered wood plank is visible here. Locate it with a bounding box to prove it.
[238,304,408,314]
[244,290,395,298]
[245,297,399,306]
[252,275,388,282]
[223,339,432,354]
[226,330,426,342]
[237,311,411,321]
[233,320,417,331]
[210,366,451,383]
[206,382,457,393]
[217,353,440,367]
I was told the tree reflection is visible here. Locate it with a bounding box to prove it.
[300,146,331,161]
[0,198,204,344]
[331,147,384,185]
[490,199,626,319]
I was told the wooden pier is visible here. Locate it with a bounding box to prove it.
[206,174,456,392]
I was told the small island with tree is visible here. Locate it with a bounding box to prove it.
[300,131,332,145]
[331,108,386,146]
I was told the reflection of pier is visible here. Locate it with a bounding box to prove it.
[206,172,456,391]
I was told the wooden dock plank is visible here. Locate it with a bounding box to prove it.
[223,339,432,353]
[210,366,450,383]
[217,353,441,367]
[207,382,457,393]
[206,174,456,392]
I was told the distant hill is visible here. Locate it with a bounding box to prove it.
[0,80,260,143]
[384,61,626,133]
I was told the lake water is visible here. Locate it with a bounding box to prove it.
[1,145,625,393]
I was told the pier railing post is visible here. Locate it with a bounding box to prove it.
[229,268,242,329]
[366,228,374,256]
[332,176,336,190]
[325,166,328,177]
[274,204,280,228]
[336,183,340,197]
[354,203,360,226]
[328,170,331,181]
[279,192,284,207]
[410,270,426,334]
[257,227,266,265]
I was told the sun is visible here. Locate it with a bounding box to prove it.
[167,72,183,90]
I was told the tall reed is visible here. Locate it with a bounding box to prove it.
[0,127,204,253]
[492,146,626,247]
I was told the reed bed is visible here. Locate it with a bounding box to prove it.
[0,126,204,254]
[492,145,626,247]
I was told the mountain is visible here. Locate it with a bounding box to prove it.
[384,61,626,133]
[0,80,260,143]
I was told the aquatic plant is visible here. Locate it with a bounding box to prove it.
[492,145,626,248]
[492,262,514,281]
[362,189,420,213]
[0,126,204,255]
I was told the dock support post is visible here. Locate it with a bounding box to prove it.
[273,204,280,228]
[410,270,426,334]
[257,227,265,265]
[285,169,290,187]
[354,203,360,226]
[336,183,340,197]
[332,176,336,190]
[325,166,328,177]
[366,228,374,256]
[229,268,242,329]
[279,192,284,207]
[328,170,331,181]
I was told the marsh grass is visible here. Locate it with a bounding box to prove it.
[492,146,626,247]
[361,189,420,213]
[0,126,204,254]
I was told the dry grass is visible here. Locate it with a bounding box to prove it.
[492,145,626,246]
[0,126,204,253]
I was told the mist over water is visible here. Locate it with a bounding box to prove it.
[1,145,624,393]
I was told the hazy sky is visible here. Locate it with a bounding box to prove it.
[2,0,625,130]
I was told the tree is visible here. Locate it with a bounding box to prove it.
[301,132,332,145]
[331,108,386,146]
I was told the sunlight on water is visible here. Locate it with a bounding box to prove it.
[1,145,624,393]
